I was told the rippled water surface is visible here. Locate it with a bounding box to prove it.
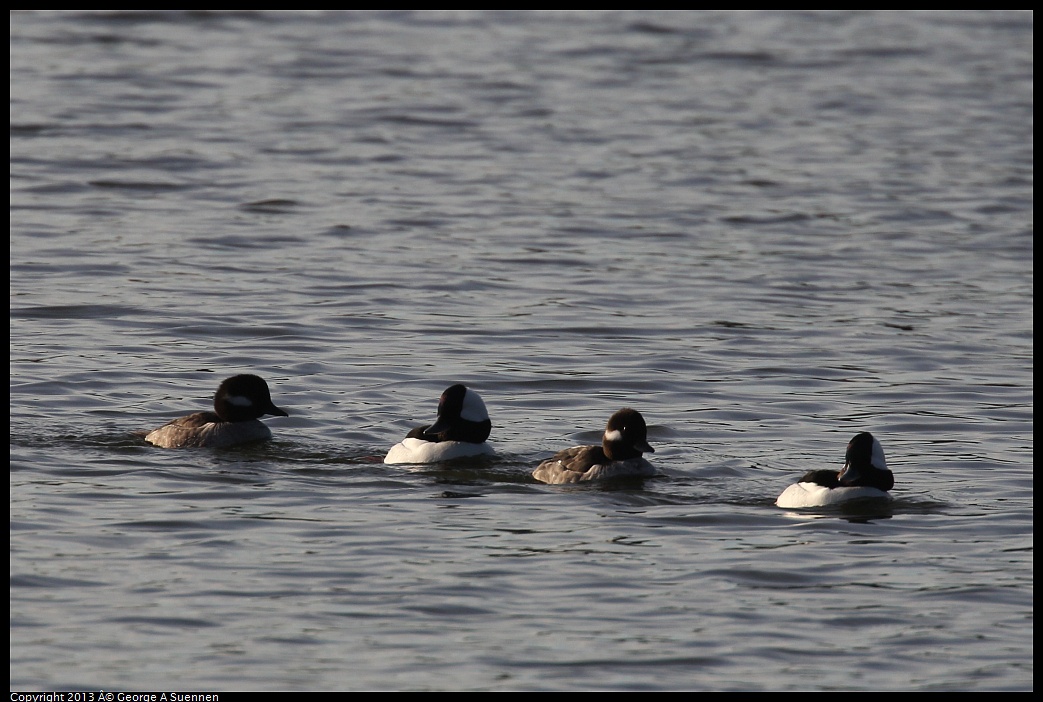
[10,10,1032,691]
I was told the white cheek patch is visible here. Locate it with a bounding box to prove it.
[226,394,254,408]
[604,429,622,443]
[460,390,489,422]
[871,438,888,471]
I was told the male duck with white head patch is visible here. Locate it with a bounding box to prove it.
[384,384,494,464]
[145,374,289,449]
[532,407,656,484]
[776,431,894,508]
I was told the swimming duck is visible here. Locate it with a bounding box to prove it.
[532,407,656,484]
[383,384,494,464]
[145,374,288,449]
[776,431,894,508]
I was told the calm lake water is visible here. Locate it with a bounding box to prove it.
[10,10,1033,691]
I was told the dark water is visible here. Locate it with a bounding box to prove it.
[10,10,1032,691]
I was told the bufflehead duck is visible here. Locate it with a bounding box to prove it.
[383,384,494,464]
[532,408,656,484]
[775,432,895,508]
[145,374,289,449]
